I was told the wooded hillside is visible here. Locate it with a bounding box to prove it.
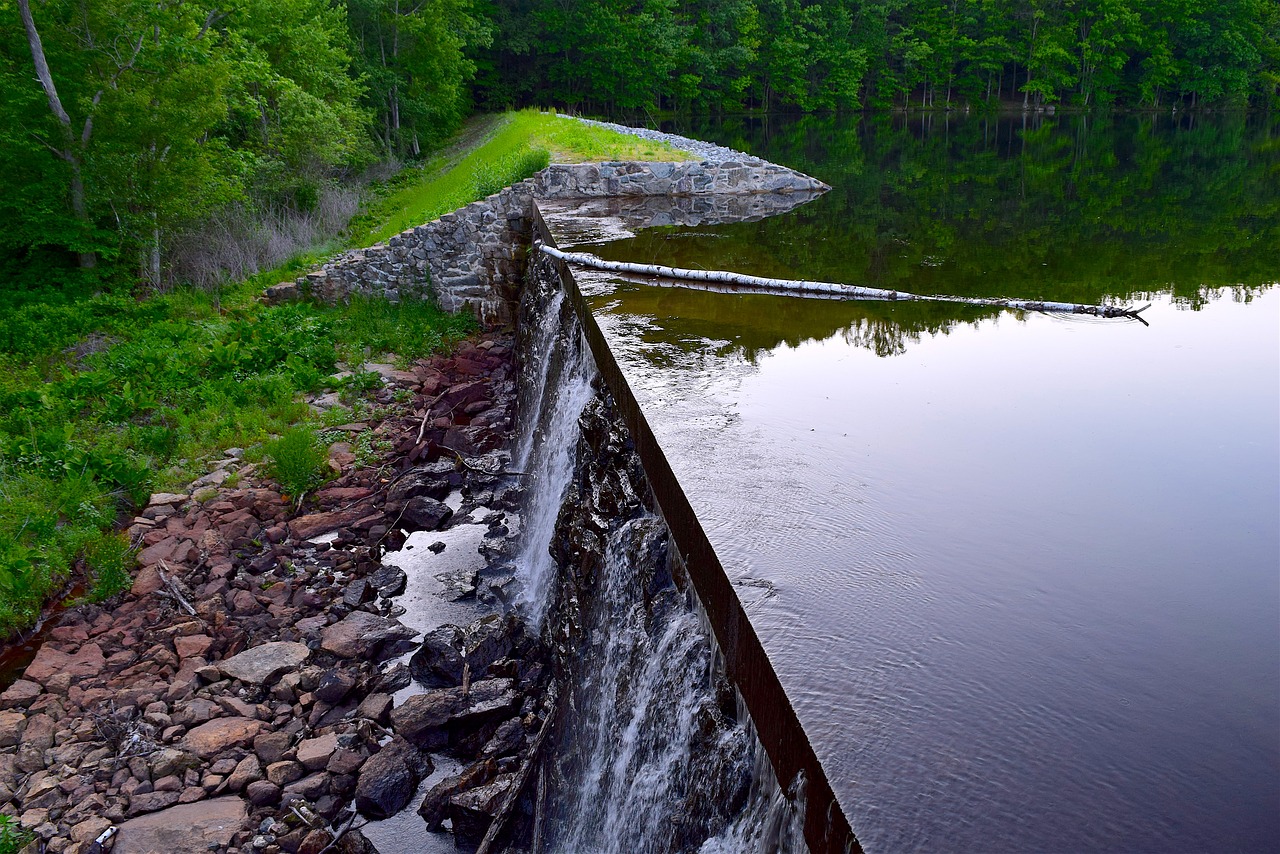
[1,0,1276,284]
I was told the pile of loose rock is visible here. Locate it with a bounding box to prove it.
[0,330,553,854]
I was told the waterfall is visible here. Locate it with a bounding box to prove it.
[513,277,596,630]
[545,516,755,853]
[515,262,812,854]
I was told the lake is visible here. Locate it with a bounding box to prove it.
[560,113,1280,852]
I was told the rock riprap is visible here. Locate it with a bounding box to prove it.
[0,331,526,854]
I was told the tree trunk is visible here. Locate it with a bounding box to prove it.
[18,0,96,268]
[537,245,1148,319]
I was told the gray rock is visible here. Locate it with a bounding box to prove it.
[315,670,357,704]
[369,565,407,598]
[389,678,520,750]
[354,737,432,819]
[322,611,418,659]
[218,641,310,685]
[400,496,453,532]
[449,772,518,849]
[409,624,465,688]
[114,796,246,853]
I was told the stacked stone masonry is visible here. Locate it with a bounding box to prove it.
[271,161,828,323]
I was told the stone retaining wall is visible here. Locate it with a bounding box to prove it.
[271,161,827,323]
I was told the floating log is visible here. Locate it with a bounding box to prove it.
[536,243,1148,319]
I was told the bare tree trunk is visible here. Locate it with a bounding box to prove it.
[537,245,1149,319]
[18,0,96,268]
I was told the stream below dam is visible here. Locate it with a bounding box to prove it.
[536,113,1278,852]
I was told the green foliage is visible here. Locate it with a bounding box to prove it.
[86,532,134,602]
[473,0,1278,112]
[472,146,551,197]
[0,813,34,854]
[265,427,331,497]
[0,272,470,636]
[352,111,688,245]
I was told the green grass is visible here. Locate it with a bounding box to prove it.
[0,282,473,637]
[265,427,331,499]
[352,110,693,245]
[0,107,674,638]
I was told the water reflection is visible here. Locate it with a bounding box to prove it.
[550,113,1280,853]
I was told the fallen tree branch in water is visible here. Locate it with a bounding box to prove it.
[537,243,1149,320]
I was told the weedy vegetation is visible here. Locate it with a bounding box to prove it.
[0,109,679,638]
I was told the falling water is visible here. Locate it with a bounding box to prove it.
[513,279,596,630]
[516,263,812,853]
[544,516,756,853]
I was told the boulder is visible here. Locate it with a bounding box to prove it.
[148,748,200,779]
[353,737,431,819]
[225,755,263,792]
[315,669,357,704]
[386,468,452,504]
[0,712,26,748]
[246,780,281,807]
[461,614,518,675]
[368,566,408,598]
[219,641,310,685]
[115,796,245,853]
[24,643,105,684]
[181,717,263,758]
[173,634,214,660]
[417,759,497,831]
[389,679,520,750]
[297,733,339,772]
[127,791,180,816]
[450,773,518,850]
[0,679,40,710]
[409,625,465,688]
[321,611,417,659]
[290,506,373,540]
[355,693,393,724]
[400,496,453,532]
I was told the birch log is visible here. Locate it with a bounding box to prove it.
[537,243,1148,319]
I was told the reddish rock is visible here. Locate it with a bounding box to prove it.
[321,611,417,659]
[181,717,263,758]
[289,506,374,540]
[266,760,305,786]
[296,733,338,771]
[218,641,309,685]
[314,487,374,505]
[0,679,41,710]
[173,634,214,660]
[136,538,179,566]
[24,643,105,684]
[246,780,281,807]
[127,791,181,816]
[0,712,26,747]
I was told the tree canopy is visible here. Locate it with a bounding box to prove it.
[0,0,1275,285]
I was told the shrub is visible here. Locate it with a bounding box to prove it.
[265,427,330,498]
[86,532,134,602]
[0,813,34,854]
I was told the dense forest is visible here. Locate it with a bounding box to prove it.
[1,0,1277,285]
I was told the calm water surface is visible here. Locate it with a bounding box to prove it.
[565,115,1280,852]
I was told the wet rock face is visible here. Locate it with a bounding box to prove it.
[532,386,752,853]
[353,737,431,819]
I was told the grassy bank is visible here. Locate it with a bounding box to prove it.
[353,110,693,245]
[0,110,676,638]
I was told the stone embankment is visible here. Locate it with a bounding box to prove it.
[0,334,553,854]
[265,132,828,322]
